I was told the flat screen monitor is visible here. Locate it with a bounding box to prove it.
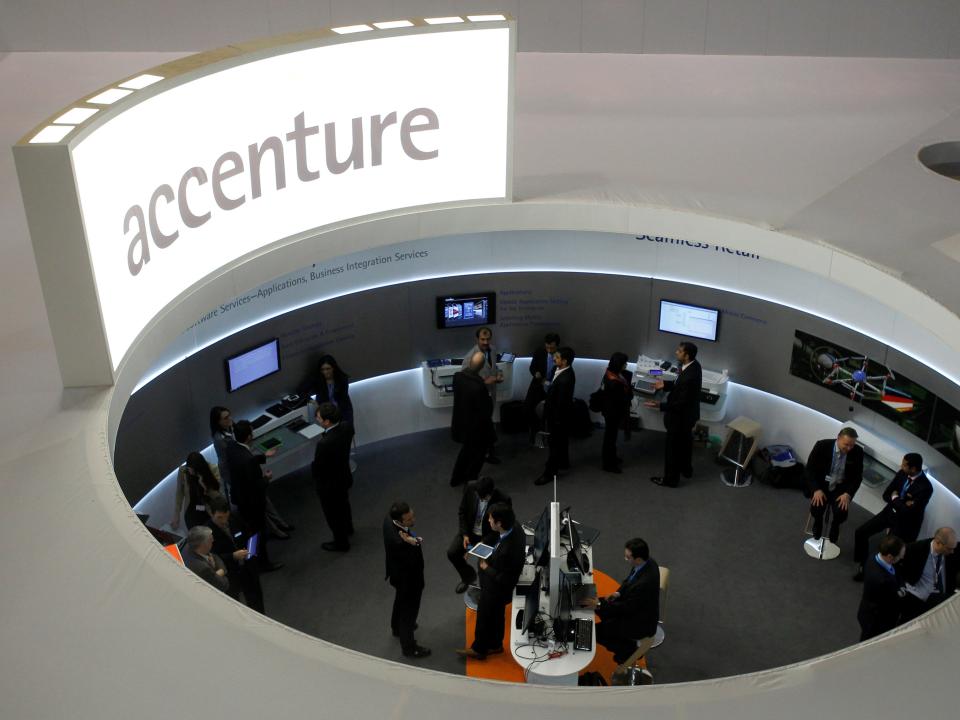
[521,567,542,636]
[563,509,590,575]
[531,506,551,567]
[557,570,573,625]
[436,292,496,329]
[658,299,720,342]
[225,338,280,392]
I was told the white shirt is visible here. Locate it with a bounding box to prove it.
[905,541,944,601]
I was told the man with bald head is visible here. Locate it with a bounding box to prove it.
[899,527,958,623]
[450,351,496,487]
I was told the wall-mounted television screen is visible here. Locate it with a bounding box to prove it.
[225,338,281,392]
[436,292,496,329]
[659,300,720,342]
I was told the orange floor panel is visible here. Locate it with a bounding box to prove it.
[464,569,636,684]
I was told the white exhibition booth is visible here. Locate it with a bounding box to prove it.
[8,16,960,720]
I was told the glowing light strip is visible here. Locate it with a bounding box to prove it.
[131,267,960,395]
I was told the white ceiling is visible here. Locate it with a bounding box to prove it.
[513,52,960,310]
[2,0,960,57]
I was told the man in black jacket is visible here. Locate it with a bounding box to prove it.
[450,351,496,487]
[805,427,864,545]
[524,332,560,443]
[899,527,957,623]
[456,503,526,659]
[312,402,355,552]
[646,342,702,488]
[853,453,932,581]
[446,476,512,594]
[534,346,576,486]
[182,525,230,593]
[226,420,280,571]
[857,534,904,641]
[383,501,430,658]
[206,496,264,614]
[584,537,660,664]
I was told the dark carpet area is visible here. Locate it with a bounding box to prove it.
[260,426,872,684]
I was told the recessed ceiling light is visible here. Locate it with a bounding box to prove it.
[467,14,506,22]
[373,20,414,30]
[30,125,74,144]
[331,24,373,34]
[87,88,134,105]
[118,73,164,90]
[52,108,100,125]
[424,17,464,25]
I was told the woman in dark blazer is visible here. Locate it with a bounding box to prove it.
[600,352,633,473]
[313,355,354,424]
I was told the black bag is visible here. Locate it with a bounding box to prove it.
[570,398,593,438]
[578,671,608,686]
[588,387,604,413]
[498,400,527,434]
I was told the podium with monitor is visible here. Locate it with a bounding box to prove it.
[511,501,597,685]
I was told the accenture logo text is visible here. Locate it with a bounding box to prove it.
[123,107,439,276]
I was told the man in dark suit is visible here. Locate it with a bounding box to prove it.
[383,501,430,658]
[312,402,355,552]
[206,495,264,614]
[226,420,280,571]
[584,537,660,664]
[857,534,904,641]
[450,351,496,487]
[461,326,503,464]
[804,427,864,545]
[853,453,932,580]
[534,346,576,486]
[182,525,230,593]
[447,476,512,594]
[524,332,560,443]
[646,341,702,487]
[899,527,957,623]
[456,503,526,659]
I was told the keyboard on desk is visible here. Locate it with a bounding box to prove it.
[569,618,593,652]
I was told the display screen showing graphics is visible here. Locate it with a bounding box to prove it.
[436,292,496,329]
[226,338,280,392]
[70,27,512,369]
[659,300,720,342]
[789,329,951,462]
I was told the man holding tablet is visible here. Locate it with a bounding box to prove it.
[447,476,511,594]
[456,503,526,660]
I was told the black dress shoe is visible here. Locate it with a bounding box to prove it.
[260,562,284,572]
[403,646,431,659]
[321,541,349,552]
[852,566,865,582]
[533,474,552,486]
[487,646,504,655]
[485,455,502,465]
[649,476,675,487]
[455,581,470,594]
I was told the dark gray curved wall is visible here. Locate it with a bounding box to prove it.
[115,271,960,504]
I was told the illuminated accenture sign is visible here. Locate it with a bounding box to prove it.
[67,26,512,369]
[123,107,440,276]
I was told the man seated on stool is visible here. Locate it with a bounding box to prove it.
[853,453,932,581]
[898,527,958,623]
[456,503,526,660]
[582,537,660,665]
[857,534,905,641]
[447,476,511,594]
[805,427,864,547]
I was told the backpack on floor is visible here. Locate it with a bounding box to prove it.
[498,400,527,434]
[570,398,593,438]
[753,445,806,490]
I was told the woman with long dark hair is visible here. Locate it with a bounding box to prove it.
[600,352,633,473]
[208,404,294,539]
[314,354,354,424]
[172,451,222,530]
